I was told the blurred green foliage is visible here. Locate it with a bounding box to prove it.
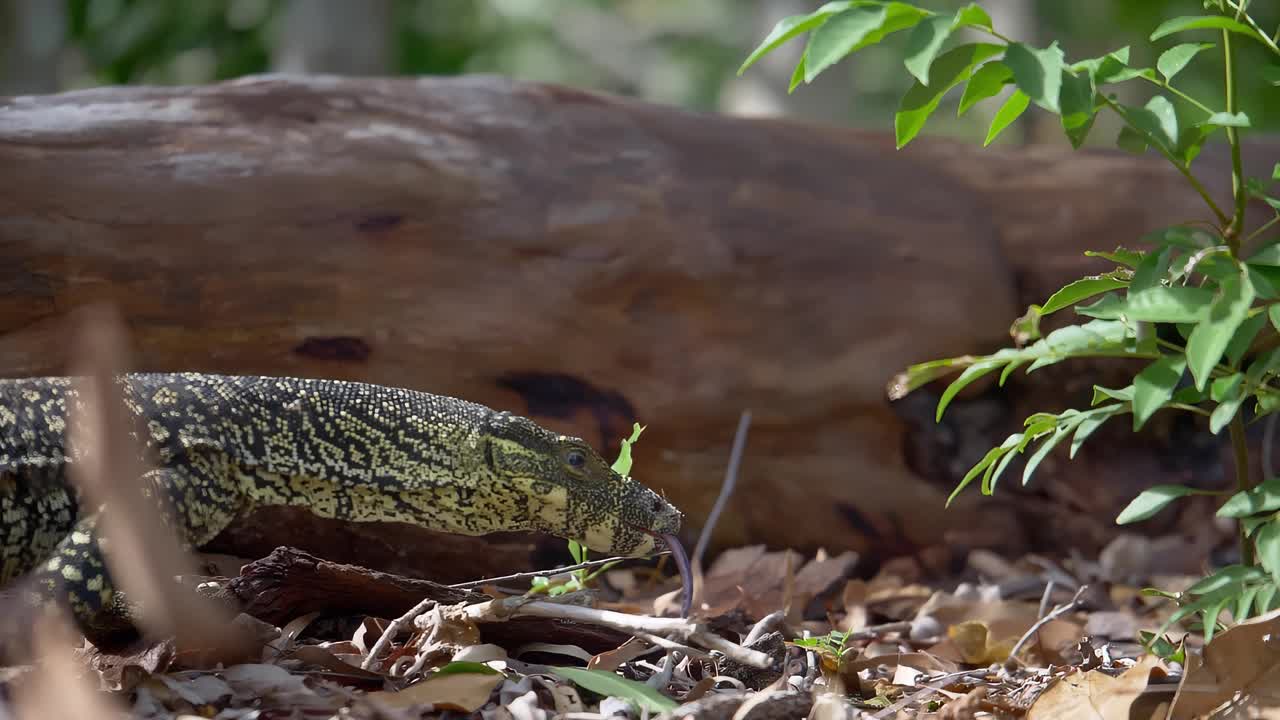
[13,0,1280,135]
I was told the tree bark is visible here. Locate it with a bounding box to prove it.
[1,74,1274,578]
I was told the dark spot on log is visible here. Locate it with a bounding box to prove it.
[835,502,881,541]
[293,336,372,362]
[355,214,403,232]
[496,371,637,455]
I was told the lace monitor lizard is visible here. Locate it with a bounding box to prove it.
[0,372,686,651]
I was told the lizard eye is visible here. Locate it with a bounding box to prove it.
[565,449,587,469]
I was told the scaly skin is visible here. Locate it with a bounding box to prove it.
[0,373,683,647]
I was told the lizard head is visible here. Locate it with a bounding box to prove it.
[483,411,683,557]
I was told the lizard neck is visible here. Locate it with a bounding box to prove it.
[231,461,533,537]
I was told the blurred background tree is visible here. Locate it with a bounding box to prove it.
[2,0,1277,145]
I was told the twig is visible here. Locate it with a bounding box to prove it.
[693,410,752,572]
[461,596,772,668]
[1007,585,1088,663]
[447,552,671,590]
[1036,579,1056,619]
[847,621,913,641]
[743,610,785,645]
[361,596,437,671]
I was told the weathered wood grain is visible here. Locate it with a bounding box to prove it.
[1,74,1273,576]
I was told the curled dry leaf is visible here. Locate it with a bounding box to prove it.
[1026,654,1166,720]
[588,637,656,672]
[1168,606,1280,719]
[364,667,504,712]
[693,545,857,621]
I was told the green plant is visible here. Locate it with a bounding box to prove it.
[527,423,646,598]
[741,0,1280,645]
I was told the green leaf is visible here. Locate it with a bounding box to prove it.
[984,89,1030,146]
[1219,478,1280,518]
[804,6,890,82]
[1250,265,1280,300]
[1211,372,1243,402]
[1080,286,1215,323]
[1257,522,1280,586]
[936,360,1007,421]
[1155,582,1247,640]
[952,3,992,31]
[1093,385,1135,404]
[1144,96,1180,148]
[1142,225,1211,251]
[896,42,1004,148]
[1271,304,1280,333]
[1086,247,1145,268]
[611,423,646,475]
[1201,595,1230,643]
[433,661,502,676]
[1132,354,1187,430]
[738,3,853,74]
[1116,484,1196,524]
[1176,123,1216,166]
[1131,246,1174,293]
[1203,111,1251,128]
[1236,584,1261,621]
[1058,70,1097,148]
[1039,276,1129,316]
[1257,584,1279,614]
[1186,270,1255,390]
[1071,46,1130,81]
[1209,374,1246,434]
[1274,162,1280,181]
[1139,631,1186,663]
[788,57,807,92]
[1187,564,1265,594]
[1070,406,1123,458]
[1024,320,1131,372]
[1150,15,1266,43]
[959,61,1013,115]
[1225,313,1266,367]
[1023,419,1079,485]
[904,14,955,85]
[549,667,678,713]
[1004,42,1064,113]
[1157,43,1214,81]
[1117,125,1149,154]
[981,434,1022,495]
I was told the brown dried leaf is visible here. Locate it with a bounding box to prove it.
[1027,654,1165,720]
[588,637,654,672]
[365,670,502,711]
[694,545,856,621]
[1168,607,1280,719]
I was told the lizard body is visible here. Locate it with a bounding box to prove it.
[0,372,683,647]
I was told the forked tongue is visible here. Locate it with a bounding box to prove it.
[661,534,693,618]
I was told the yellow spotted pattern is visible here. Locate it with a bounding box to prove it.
[0,372,683,649]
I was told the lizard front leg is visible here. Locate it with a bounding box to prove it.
[0,462,241,658]
[0,512,139,656]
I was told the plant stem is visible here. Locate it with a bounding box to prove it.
[1223,24,1248,253]
[1245,215,1280,245]
[1223,0,1280,56]
[1140,74,1215,115]
[1230,415,1255,566]
[1098,96,1229,225]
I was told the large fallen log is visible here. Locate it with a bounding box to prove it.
[1,74,1274,577]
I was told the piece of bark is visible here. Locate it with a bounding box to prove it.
[215,546,487,625]
[1,74,1274,569]
[203,505,543,583]
[209,546,633,654]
